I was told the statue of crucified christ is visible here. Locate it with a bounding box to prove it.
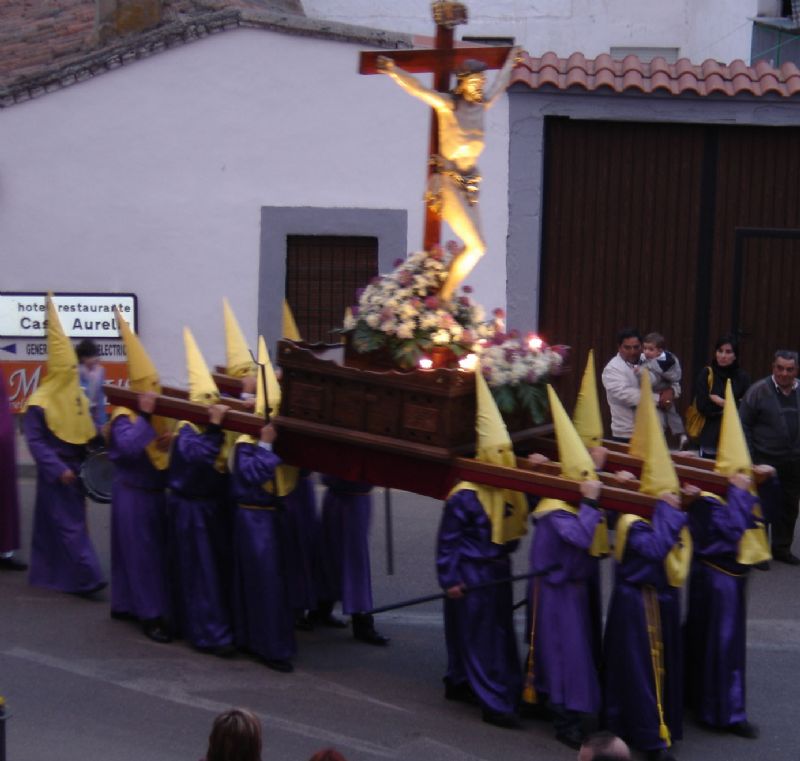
[377,46,523,301]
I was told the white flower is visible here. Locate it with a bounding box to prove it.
[432,329,451,345]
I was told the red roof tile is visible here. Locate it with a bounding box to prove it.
[512,52,800,99]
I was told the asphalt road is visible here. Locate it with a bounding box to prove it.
[2,472,800,761]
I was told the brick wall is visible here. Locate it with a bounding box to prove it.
[0,1,96,85]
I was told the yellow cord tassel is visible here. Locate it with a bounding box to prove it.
[522,578,540,705]
[644,586,671,747]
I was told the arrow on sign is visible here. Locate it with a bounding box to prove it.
[0,343,17,354]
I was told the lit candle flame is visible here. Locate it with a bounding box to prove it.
[458,353,478,371]
[419,357,433,369]
[528,334,544,351]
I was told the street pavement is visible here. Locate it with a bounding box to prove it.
[2,458,800,761]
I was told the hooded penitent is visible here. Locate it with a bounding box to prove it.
[26,294,95,445]
[282,300,302,342]
[234,336,298,496]
[533,385,608,556]
[447,364,528,545]
[223,298,256,379]
[182,327,231,472]
[572,350,604,449]
[714,379,771,565]
[112,309,171,470]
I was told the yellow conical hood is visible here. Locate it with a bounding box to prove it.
[223,298,256,378]
[637,379,680,497]
[628,369,652,459]
[572,350,604,448]
[253,335,282,419]
[115,309,160,394]
[282,300,302,341]
[183,327,219,406]
[25,294,95,445]
[547,384,597,481]
[468,364,528,544]
[715,379,753,480]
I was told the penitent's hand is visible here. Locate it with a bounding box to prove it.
[208,404,230,426]
[138,391,158,415]
[260,424,277,445]
[60,469,77,485]
[446,585,465,600]
[580,479,602,501]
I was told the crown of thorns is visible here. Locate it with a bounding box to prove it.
[456,60,488,78]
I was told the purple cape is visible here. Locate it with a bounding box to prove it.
[108,414,170,621]
[230,442,295,662]
[167,424,232,649]
[0,369,20,553]
[23,406,105,593]
[525,502,602,714]
[437,489,521,714]
[684,486,757,727]
[317,476,374,614]
[603,501,687,751]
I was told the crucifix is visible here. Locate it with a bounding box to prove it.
[359,1,522,301]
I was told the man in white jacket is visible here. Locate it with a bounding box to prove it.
[601,328,643,442]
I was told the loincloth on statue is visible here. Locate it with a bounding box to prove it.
[425,155,481,214]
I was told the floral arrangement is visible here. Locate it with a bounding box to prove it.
[478,321,568,424]
[343,246,493,369]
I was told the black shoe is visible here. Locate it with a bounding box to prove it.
[773,552,800,566]
[308,608,348,629]
[352,613,389,645]
[142,620,172,644]
[294,613,314,631]
[753,560,771,571]
[0,556,27,571]
[519,701,551,720]
[444,679,477,705]
[110,610,136,621]
[481,709,520,729]
[555,728,583,749]
[646,749,677,761]
[728,720,759,739]
[264,658,294,673]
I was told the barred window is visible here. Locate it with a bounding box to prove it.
[285,235,379,343]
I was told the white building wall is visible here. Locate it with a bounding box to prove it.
[0,27,511,383]
[302,0,766,64]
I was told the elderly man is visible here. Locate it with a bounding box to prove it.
[739,350,800,564]
[601,328,644,442]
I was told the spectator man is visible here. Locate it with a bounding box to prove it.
[739,350,800,564]
[601,328,643,442]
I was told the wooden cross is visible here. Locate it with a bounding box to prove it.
[359,1,515,251]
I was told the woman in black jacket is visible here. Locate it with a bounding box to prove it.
[695,335,751,458]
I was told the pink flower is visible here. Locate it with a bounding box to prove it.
[458,296,470,306]
[393,258,405,268]
[445,240,460,254]
[462,285,473,294]
[492,307,505,318]
[429,247,444,262]
[424,295,440,309]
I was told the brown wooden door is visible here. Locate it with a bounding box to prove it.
[538,118,800,431]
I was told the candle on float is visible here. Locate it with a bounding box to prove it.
[528,334,544,351]
[419,357,434,369]
[458,353,478,371]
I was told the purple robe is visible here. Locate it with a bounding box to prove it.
[167,423,232,649]
[108,414,170,621]
[318,476,374,614]
[603,502,687,752]
[230,442,295,662]
[0,370,20,554]
[283,470,319,612]
[23,406,105,593]
[437,489,521,715]
[526,501,602,715]
[684,486,758,728]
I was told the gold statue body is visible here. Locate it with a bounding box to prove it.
[377,48,522,300]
